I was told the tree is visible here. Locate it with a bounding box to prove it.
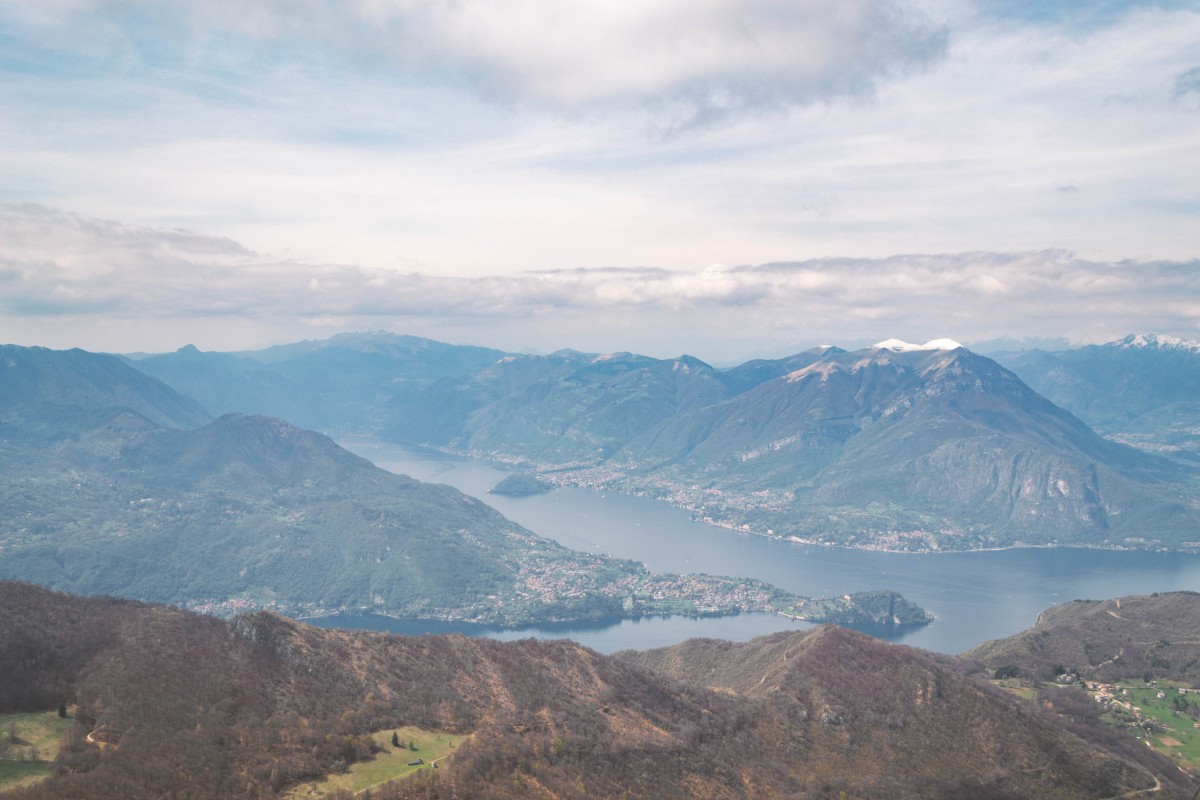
[409,738,417,751]
[392,731,400,748]
[58,703,68,719]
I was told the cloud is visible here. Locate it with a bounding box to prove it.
[3,0,947,124]
[2,1,1197,276]
[2,205,1197,360]
[1175,66,1200,108]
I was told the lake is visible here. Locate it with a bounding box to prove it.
[328,438,1200,655]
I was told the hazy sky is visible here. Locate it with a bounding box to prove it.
[1,0,1197,362]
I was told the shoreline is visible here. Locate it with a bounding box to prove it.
[342,436,1197,557]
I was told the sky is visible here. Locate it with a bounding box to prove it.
[0,0,1197,363]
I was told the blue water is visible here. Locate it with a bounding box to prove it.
[332,438,1200,655]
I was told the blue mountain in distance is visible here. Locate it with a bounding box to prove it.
[0,343,924,627]
[381,338,1200,551]
[114,330,1200,552]
[1,344,210,431]
[384,346,841,459]
[613,341,1196,550]
[127,331,507,433]
[997,334,1200,461]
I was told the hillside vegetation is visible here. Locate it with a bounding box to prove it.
[967,591,1200,684]
[1,582,1188,800]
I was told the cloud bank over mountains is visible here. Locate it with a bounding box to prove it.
[3,205,1195,361]
[1,2,1197,358]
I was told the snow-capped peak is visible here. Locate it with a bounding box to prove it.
[872,338,964,353]
[1110,334,1200,353]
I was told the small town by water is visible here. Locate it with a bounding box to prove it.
[329,438,1200,655]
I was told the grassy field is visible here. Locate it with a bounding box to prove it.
[992,678,1039,701]
[1118,683,1200,769]
[286,726,467,798]
[0,710,75,792]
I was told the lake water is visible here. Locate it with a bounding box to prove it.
[330,438,1200,655]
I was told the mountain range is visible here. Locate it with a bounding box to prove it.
[378,338,1200,551]
[996,333,1200,462]
[615,342,1197,549]
[113,332,1200,551]
[0,343,922,626]
[2,580,1191,799]
[9,330,1196,590]
[126,332,506,434]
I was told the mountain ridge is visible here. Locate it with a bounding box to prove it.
[113,331,1200,551]
[997,333,1200,461]
[966,591,1200,684]
[1,580,1187,800]
[417,343,1198,550]
[0,343,926,627]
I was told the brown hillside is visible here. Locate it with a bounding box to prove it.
[967,591,1200,683]
[1,582,1189,800]
[623,625,1182,798]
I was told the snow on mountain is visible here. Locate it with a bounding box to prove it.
[871,338,964,352]
[1109,334,1200,353]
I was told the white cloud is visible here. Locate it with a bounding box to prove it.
[2,0,946,120]
[2,205,1197,361]
[0,0,1196,297]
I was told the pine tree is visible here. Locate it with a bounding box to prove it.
[392,731,400,748]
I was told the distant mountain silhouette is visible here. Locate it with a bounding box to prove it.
[998,333,1200,461]
[129,331,508,433]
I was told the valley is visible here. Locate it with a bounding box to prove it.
[2,332,1200,798]
[123,332,1200,553]
[339,437,1200,655]
[0,343,929,630]
[6,4,1198,794]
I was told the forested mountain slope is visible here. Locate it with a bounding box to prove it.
[0,344,913,625]
[2,582,1185,800]
[614,343,1197,549]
